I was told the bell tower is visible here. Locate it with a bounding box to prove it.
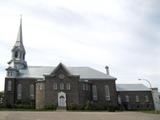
[6,16,27,77]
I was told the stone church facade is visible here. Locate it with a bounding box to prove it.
[4,19,154,110]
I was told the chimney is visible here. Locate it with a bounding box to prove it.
[105,66,109,75]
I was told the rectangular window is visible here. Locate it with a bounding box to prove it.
[30,84,34,100]
[104,85,110,101]
[53,83,57,90]
[7,81,12,91]
[145,95,149,102]
[136,95,139,102]
[86,84,89,91]
[118,95,121,104]
[82,83,85,91]
[125,95,129,102]
[92,85,98,101]
[17,84,22,100]
[60,83,64,90]
[66,83,71,90]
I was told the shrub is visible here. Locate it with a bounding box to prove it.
[67,103,78,110]
[67,101,119,111]
[15,104,34,109]
[84,101,92,110]
[107,106,117,112]
[13,100,35,109]
[45,104,57,110]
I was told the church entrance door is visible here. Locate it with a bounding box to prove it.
[58,92,66,107]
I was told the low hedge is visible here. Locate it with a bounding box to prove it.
[67,102,118,112]
[44,104,57,110]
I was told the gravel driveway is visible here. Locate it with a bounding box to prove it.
[0,111,159,120]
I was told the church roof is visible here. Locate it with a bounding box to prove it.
[18,66,116,80]
[12,16,25,52]
[116,84,151,91]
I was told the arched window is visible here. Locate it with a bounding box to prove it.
[82,83,85,91]
[7,81,12,91]
[145,95,149,102]
[136,95,139,102]
[86,84,89,91]
[60,83,64,90]
[53,83,57,90]
[23,53,25,60]
[125,95,129,102]
[104,85,110,101]
[30,84,34,100]
[118,95,121,104]
[66,83,71,90]
[17,84,22,100]
[92,85,97,101]
[15,51,18,58]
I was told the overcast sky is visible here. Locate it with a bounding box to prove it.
[0,0,160,91]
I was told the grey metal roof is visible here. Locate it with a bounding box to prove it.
[19,66,116,80]
[116,84,151,91]
[12,18,25,52]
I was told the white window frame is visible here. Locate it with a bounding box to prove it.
[118,95,121,104]
[7,80,12,91]
[145,95,149,102]
[86,84,89,91]
[82,83,85,91]
[66,83,71,90]
[53,83,57,90]
[17,84,22,100]
[125,95,129,102]
[92,85,98,101]
[104,85,110,101]
[60,83,64,90]
[30,84,34,100]
[136,95,139,102]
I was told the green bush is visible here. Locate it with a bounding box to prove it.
[67,103,78,110]
[44,104,57,110]
[14,100,35,109]
[84,101,92,110]
[15,104,34,109]
[66,101,119,111]
[107,106,117,112]
[0,104,5,108]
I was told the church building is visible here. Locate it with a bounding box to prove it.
[4,18,154,110]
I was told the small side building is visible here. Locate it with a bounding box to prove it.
[116,84,154,110]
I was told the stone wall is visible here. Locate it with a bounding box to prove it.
[90,79,118,106]
[36,81,45,109]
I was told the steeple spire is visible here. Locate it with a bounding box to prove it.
[17,15,23,42]
[8,15,27,70]
[13,15,25,52]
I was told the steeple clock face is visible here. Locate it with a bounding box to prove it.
[58,74,65,79]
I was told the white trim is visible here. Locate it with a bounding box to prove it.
[92,85,98,101]
[104,85,110,101]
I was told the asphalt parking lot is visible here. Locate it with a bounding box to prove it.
[0,111,159,120]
